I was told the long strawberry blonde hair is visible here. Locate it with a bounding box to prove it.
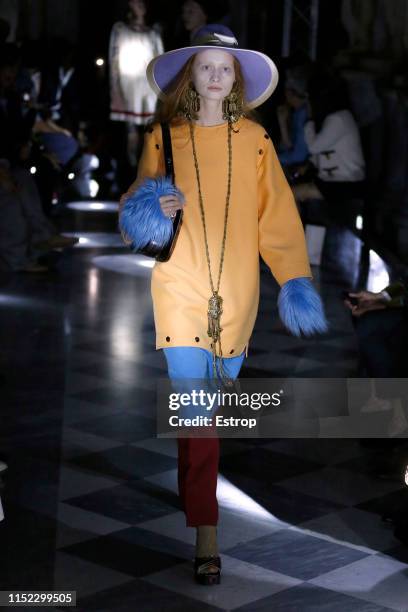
[152,53,259,126]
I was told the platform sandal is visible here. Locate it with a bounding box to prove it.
[194,555,221,585]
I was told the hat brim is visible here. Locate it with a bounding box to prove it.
[146,45,279,110]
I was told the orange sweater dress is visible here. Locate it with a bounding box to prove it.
[120,117,312,357]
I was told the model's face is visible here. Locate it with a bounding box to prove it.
[191,50,235,102]
[128,0,146,19]
[182,0,207,32]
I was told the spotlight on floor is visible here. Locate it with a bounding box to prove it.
[62,232,124,248]
[217,475,279,521]
[92,254,155,275]
[66,201,119,213]
[145,468,286,526]
[0,294,48,309]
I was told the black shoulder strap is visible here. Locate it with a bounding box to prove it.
[160,122,175,182]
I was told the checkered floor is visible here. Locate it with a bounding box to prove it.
[1,216,408,610]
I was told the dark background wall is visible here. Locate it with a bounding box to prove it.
[4,0,317,56]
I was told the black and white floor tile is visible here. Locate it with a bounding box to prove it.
[0,206,407,611]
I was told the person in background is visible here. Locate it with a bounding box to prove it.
[345,281,408,545]
[40,39,81,135]
[109,0,164,175]
[182,0,208,39]
[277,66,310,168]
[32,109,79,167]
[345,281,408,376]
[15,40,79,168]
[176,0,230,47]
[0,45,36,162]
[344,283,408,438]
[0,138,78,273]
[0,43,79,214]
[293,72,365,203]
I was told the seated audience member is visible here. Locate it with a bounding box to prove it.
[12,41,79,167]
[40,39,81,135]
[277,66,310,168]
[345,282,408,545]
[33,110,79,166]
[293,73,365,203]
[0,141,78,273]
[1,42,79,210]
[17,40,44,107]
[345,280,408,376]
[0,45,36,160]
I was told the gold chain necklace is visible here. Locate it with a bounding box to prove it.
[189,120,232,379]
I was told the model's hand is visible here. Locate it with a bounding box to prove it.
[344,290,387,317]
[159,194,184,218]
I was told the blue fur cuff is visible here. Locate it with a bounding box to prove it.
[278,277,329,337]
[119,176,185,250]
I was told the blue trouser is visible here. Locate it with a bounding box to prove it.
[163,347,245,379]
[163,347,245,526]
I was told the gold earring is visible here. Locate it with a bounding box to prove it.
[182,84,200,120]
[222,87,244,123]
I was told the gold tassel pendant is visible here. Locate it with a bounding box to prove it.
[207,292,223,342]
[207,292,223,378]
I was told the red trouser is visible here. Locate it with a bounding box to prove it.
[177,435,220,526]
[163,347,245,527]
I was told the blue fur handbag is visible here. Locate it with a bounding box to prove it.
[120,123,183,262]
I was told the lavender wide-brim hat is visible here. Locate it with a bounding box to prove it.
[146,25,279,110]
